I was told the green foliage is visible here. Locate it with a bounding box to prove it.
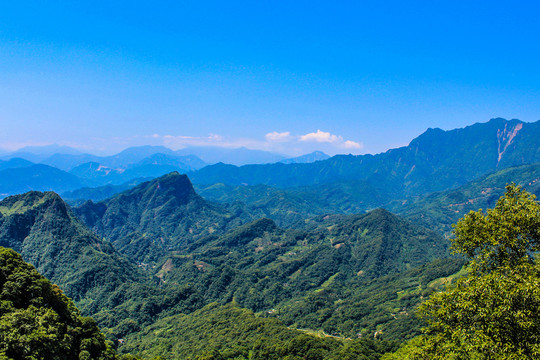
[274,258,465,341]
[120,302,395,360]
[452,183,540,273]
[0,247,116,360]
[389,184,540,359]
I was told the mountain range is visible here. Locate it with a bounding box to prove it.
[0,117,539,359]
[189,118,539,195]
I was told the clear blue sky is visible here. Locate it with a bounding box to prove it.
[0,1,538,156]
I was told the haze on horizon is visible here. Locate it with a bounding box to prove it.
[0,1,538,156]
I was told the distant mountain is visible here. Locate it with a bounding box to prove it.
[0,164,90,197]
[1,144,84,163]
[41,153,101,170]
[280,151,330,164]
[0,157,34,171]
[42,146,207,172]
[99,145,178,168]
[176,146,286,165]
[189,119,540,198]
[133,152,206,169]
[68,153,206,186]
[74,172,249,263]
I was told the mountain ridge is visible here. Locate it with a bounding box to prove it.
[188,118,540,197]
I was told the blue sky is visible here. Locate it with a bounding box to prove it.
[0,1,538,156]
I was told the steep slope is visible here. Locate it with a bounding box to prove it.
[75,172,248,263]
[0,191,141,310]
[0,247,116,360]
[189,118,540,197]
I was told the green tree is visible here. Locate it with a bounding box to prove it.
[387,184,540,359]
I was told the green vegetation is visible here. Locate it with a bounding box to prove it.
[0,180,458,357]
[0,191,146,316]
[74,173,250,263]
[384,185,540,359]
[0,246,116,359]
[274,258,465,341]
[120,302,396,360]
[4,169,539,359]
[389,163,540,235]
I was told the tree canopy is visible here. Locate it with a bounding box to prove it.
[385,184,540,359]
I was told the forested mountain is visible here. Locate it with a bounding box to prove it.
[74,172,250,263]
[197,162,540,232]
[387,163,540,234]
[0,182,464,360]
[0,191,143,313]
[190,119,540,197]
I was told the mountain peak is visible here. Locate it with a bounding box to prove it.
[133,172,197,205]
[0,191,68,218]
[279,151,330,164]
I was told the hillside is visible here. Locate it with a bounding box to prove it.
[150,210,449,333]
[0,184,465,358]
[119,302,396,360]
[74,172,250,263]
[388,163,540,234]
[0,191,143,314]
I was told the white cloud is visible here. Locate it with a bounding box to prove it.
[299,130,342,143]
[298,130,363,151]
[159,133,263,150]
[265,131,293,142]
[101,129,365,157]
[343,140,363,149]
